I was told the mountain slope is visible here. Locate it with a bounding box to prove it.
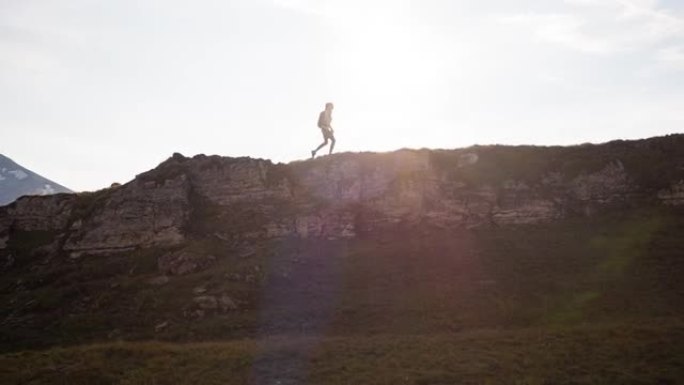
[1,134,683,383]
[0,154,72,206]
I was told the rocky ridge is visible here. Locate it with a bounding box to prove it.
[1,135,683,260]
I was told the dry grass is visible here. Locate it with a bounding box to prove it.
[2,322,683,384]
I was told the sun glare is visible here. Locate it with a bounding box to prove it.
[324,3,452,152]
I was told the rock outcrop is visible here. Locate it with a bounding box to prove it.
[659,181,684,205]
[62,173,190,257]
[1,135,683,258]
[1,194,76,232]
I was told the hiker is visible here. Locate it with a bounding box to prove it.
[311,102,335,158]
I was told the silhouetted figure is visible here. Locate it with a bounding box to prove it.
[311,102,335,158]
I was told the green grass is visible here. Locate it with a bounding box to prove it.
[2,209,684,351]
[1,322,683,385]
[1,202,683,382]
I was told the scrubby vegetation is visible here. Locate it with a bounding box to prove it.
[427,134,684,189]
[2,206,684,383]
[2,322,683,384]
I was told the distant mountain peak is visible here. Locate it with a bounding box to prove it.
[0,154,72,206]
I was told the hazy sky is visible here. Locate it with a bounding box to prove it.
[1,0,683,191]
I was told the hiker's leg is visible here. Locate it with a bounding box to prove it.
[313,139,329,154]
[328,137,336,154]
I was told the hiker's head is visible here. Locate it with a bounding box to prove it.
[325,102,334,110]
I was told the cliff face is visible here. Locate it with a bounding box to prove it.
[1,135,683,258]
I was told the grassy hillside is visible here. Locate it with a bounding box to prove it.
[2,207,683,351]
[2,322,683,385]
[2,136,684,383]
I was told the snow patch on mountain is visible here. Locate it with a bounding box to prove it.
[37,184,56,194]
[9,170,28,180]
[0,154,73,206]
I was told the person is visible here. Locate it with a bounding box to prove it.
[311,102,335,158]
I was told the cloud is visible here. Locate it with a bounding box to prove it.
[272,0,413,23]
[657,45,684,69]
[537,72,601,93]
[498,13,615,53]
[272,0,326,16]
[497,0,684,54]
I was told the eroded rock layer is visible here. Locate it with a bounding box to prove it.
[1,135,683,257]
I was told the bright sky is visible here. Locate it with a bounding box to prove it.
[1,0,683,191]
